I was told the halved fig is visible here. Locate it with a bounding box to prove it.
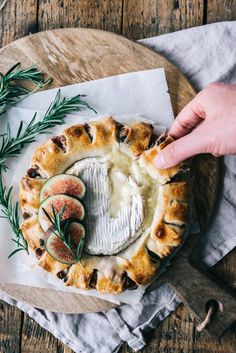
[46,219,85,249]
[64,220,85,255]
[45,233,77,265]
[40,174,85,202]
[45,220,85,265]
[38,195,85,232]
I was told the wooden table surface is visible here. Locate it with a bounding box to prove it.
[0,1,236,353]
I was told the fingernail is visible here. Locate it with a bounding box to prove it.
[155,153,166,169]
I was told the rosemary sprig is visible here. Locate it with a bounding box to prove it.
[0,89,96,171]
[0,177,28,258]
[43,206,84,262]
[0,62,52,115]
[0,89,95,256]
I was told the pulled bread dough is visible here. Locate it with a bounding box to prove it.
[20,117,190,294]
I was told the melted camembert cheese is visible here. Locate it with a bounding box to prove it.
[102,149,157,221]
[66,147,157,255]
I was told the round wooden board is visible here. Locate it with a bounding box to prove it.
[0,28,218,314]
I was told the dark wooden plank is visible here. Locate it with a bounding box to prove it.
[119,305,236,353]
[0,0,37,47]
[150,241,236,339]
[20,317,74,353]
[0,1,44,352]
[57,342,74,353]
[207,0,236,23]
[0,2,235,353]
[38,0,123,33]
[119,250,236,353]
[0,300,22,353]
[122,0,204,40]
[20,313,59,353]
[143,305,236,353]
[210,248,236,293]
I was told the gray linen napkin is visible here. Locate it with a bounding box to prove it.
[1,21,236,353]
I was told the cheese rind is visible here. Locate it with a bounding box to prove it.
[66,155,147,255]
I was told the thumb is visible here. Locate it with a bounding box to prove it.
[155,131,205,169]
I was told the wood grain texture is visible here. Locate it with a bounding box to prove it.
[0,27,206,313]
[38,0,123,33]
[122,0,204,39]
[0,283,117,314]
[57,345,74,353]
[151,235,236,339]
[119,304,236,353]
[0,301,22,353]
[0,1,235,353]
[0,0,37,47]
[211,248,236,290]
[21,312,74,353]
[21,313,58,353]
[207,0,236,23]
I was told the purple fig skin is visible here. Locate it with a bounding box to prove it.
[46,233,77,265]
[44,219,85,265]
[45,219,70,239]
[40,174,85,202]
[64,221,85,254]
[38,195,85,232]
[45,224,56,239]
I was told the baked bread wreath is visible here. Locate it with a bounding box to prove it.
[20,116,190,294]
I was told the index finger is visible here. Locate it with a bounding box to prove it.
[169,95,205,139]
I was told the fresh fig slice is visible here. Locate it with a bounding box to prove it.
[38,195,85,232]
[45,220,85,265]
[64,220,85,255]
[45,219,85,249]
[40,174,86,202]
[45,233,77,265]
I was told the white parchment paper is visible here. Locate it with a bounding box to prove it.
[0,68,175,305]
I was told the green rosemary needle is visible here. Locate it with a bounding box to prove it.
[0,62,52,115]
[0,177,28,257]
[0,89,95,256]
[43,205,84,262]
[0,89,96,171]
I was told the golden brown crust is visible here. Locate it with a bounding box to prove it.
[96,276,124,294]
[140,136,187,184]
[146,181,190,258]
[124,122,153,156]
[31,117,119,177]
[20,116,191,294]
[164,200,188,225]
[38,252,69,274]
[125,247,158,285]
[65,263,93,289]
[20,216,45,250]
[147,222,182,257]
[20,177,46,211]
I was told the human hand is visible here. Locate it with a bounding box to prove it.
[155,83,236,169]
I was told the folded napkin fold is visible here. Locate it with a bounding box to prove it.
[1,21,236,353]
